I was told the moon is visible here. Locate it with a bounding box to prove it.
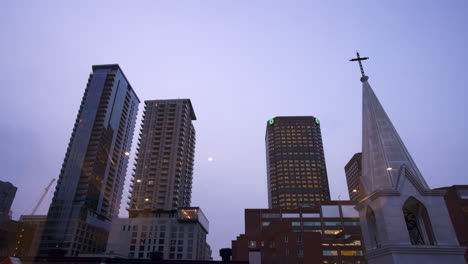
[207,157,214,162]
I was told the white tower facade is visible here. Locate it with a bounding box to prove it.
[356,75,466,264]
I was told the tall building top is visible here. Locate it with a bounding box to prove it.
[145,98,197,120]
[92,64,141,103]
[361,77,430,196]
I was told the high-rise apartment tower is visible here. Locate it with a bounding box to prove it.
[106,99,211,260]
[344,152,362,201]
[39,65,139,256]
[128,99,196,216]
[265,116,330,209]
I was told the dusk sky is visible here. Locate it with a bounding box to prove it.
[1,0,467,259]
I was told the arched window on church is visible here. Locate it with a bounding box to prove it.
[366,206,379,249]
[402,197,435,245]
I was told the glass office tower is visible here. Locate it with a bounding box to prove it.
[266,116,331,209]
[38,65,139,256]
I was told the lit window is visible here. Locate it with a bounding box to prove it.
[248,241,256,248]
[324,230,342,235]
[262,222,271,227]
[341,250,363,256]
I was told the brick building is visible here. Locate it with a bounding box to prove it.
[232,201,364,264]
[435,185,468,262]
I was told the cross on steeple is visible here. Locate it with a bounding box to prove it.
[350,51,369,77]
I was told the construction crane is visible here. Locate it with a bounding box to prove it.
[31,179,56,215]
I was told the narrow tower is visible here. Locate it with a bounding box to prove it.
[344,152,362,201]
[350,53,466,263]
[265,116,330,209]
[39,65,139,256]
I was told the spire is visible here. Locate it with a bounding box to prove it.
[361,76,430,195]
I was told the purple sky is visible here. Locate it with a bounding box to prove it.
[1,0,467,259]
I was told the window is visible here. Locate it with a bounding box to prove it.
[344,221,360,226]
[341,205,359,217]
[262,222,271,227]
[282,213,300,218]
[296,235,302,244]
[262,213,281,218]
[291,222,301,227]
[322,205,340,217]
[303,213,320,218]
[297,248,303,257]
[341,250,363,256]
[403,197,435,245]
[248,241,256,248]
[324,222,341,227]
[323,250,338,256]
[285,248,290,256]
[458,190,468,199]
[303,222,321,226]
[324,230,342,235]
[284,236,289,243]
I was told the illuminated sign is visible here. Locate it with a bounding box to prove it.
[268,118,275,125]
[315,118,320,125]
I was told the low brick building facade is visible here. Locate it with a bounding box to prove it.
[232,201,365,264]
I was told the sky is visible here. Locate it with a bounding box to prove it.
[1,0,467,259]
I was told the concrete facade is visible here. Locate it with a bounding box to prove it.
[106,208,211,261]
[128,99,196,215]
[357,75,466,263]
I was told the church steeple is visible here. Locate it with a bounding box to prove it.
[361,76,430,196]
[351,53,466,264]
